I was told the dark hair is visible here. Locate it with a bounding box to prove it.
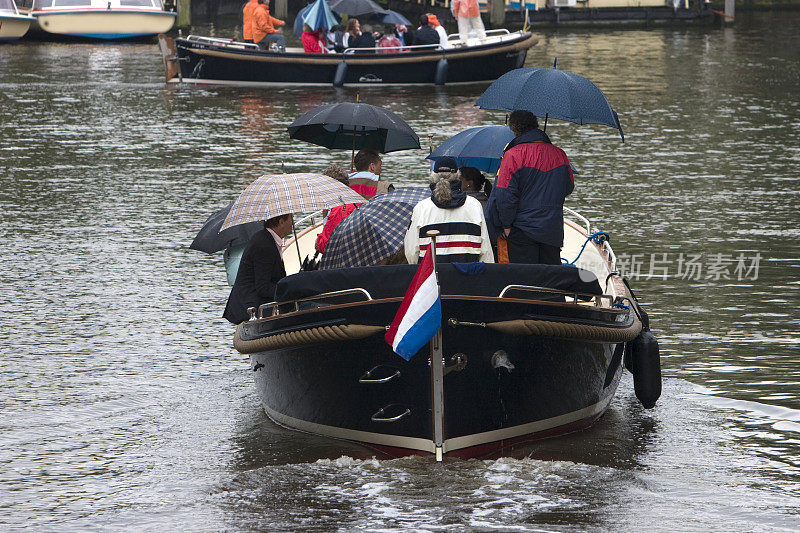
[353,149,380,172]
[419,14,430,27]
[459,166,492,196]
[508,110,539,136]
[264,213,290,229]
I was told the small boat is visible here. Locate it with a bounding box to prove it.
[25,0,175,40]
[0,0,34,40]
[233,207,661,459]
[157,30,538,87]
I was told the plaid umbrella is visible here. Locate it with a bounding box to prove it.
[319,187,429,270]
[220,173,365,231]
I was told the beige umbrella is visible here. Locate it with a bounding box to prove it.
[220,173,365,231]
[220,173,366,265]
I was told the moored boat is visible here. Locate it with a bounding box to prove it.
[25,0,175,39]
[0,0,34,40]
[233,208,660,459]
[157,30,538,87]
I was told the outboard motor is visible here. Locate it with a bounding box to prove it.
[623,280,662,409]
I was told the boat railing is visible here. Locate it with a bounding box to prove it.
[446,28,512,41]
[293,209,324,230]
[257,288,373,318]
[186,35,260,50]
[563,206,617,272]
[498,284,615,308]
[343,43,443,54]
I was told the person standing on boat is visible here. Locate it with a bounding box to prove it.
[485,110,574,265]
[223,213,293,324]
[404,157,494,264]
[452,0,485,42]
[252,0,286,52]
[348,149,393,199]
[242,0,258,43]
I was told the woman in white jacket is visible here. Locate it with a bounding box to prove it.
[404,157,495,264]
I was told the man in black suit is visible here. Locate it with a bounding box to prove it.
[223,213,293,324]
[413,14,440,48]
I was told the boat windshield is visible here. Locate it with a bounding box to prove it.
[120,0,159,6]
[0,0,18,10]
[52,0,93,6]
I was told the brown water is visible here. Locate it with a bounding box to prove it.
[1,11,799,531]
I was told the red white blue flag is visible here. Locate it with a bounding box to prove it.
[385,252,442,361]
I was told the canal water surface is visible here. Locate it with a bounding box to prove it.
[1,11,799,531]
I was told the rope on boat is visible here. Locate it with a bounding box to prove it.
[234,323,385,354]
[486,313,642,343]
[563,231,610,266]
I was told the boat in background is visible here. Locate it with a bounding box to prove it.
[19,0,175,39]
[157,30,537,87]
[0,0,34,40]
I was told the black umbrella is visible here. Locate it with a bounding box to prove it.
[287,102,420,169]
[189,202,263,254]
[328,0,387,17]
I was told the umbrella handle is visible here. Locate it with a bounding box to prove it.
[351,125,356,172]
[292,222,302,267]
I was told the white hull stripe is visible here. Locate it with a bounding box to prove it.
[261,391,615,454]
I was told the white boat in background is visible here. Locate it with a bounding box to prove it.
[0,0,34,40]
[24,0,175,39]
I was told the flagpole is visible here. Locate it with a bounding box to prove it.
[426,229,445,462]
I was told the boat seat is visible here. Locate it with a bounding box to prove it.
[275,263,602,303]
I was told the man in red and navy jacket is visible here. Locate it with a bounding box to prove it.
[485,110,574,265]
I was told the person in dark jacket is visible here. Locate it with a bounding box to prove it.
[485,110,574,265]
[223,213,293,324]
[413,14,440,47]
[346,18,376,53]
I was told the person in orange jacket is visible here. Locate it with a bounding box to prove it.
[242,0,258,42]
[452,0,485,42]
[252,0,286,51]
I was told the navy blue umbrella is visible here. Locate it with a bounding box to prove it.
[319,187,429,270]
[190,202,263,254]
[370,9,411,26]
[427,125,514,174]
[475,66,624,141]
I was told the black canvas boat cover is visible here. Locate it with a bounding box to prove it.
[275,263,602,303]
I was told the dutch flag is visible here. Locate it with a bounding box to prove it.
[385,252,442,361]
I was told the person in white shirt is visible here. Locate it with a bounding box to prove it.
[404,157,494,264]
[426,14,451,49]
